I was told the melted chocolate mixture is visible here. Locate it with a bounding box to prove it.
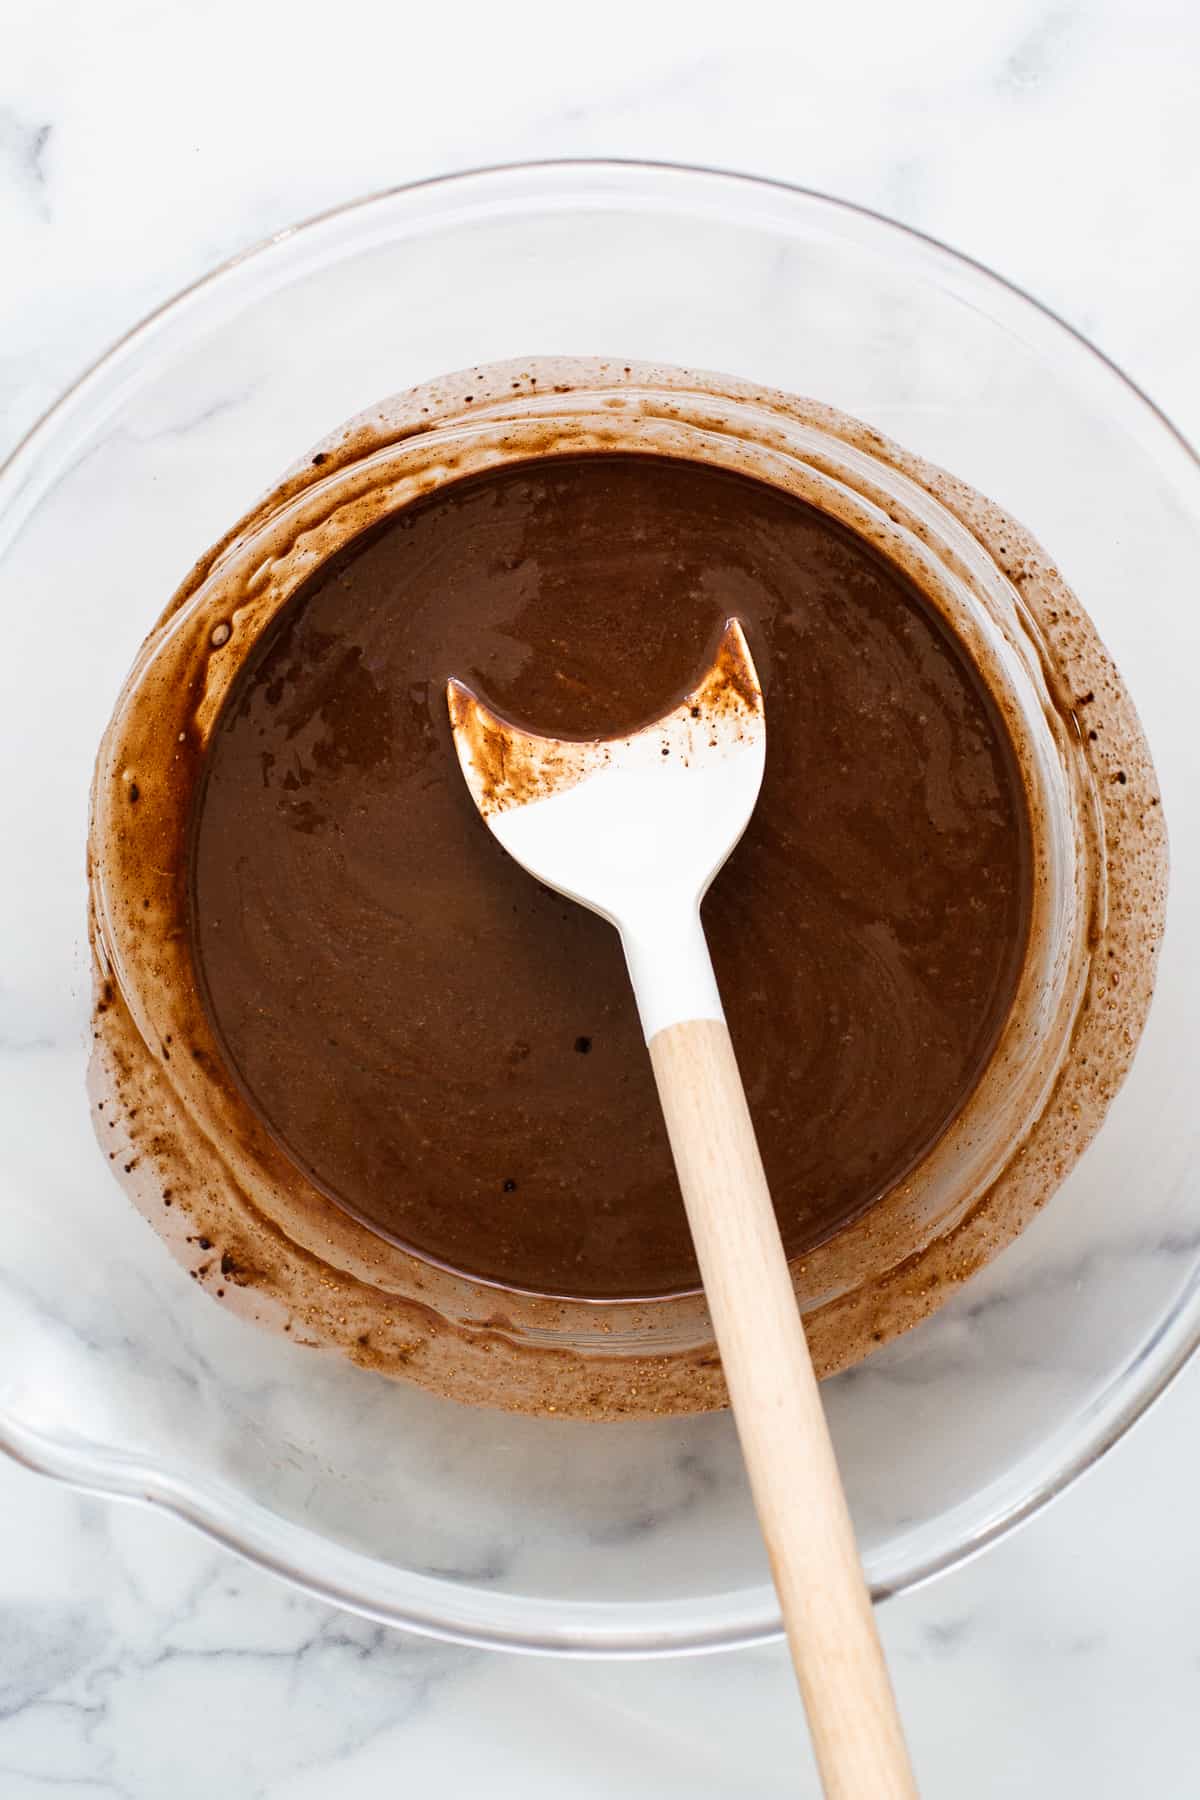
[190,455,1031,1299]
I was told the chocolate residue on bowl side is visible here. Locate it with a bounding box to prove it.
[86,356,1167,1419]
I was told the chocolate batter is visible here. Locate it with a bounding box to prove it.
[189,455,1031,1299]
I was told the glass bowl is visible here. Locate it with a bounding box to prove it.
[2,160,1199,1656]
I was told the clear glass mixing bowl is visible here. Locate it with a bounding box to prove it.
[2,160,1199,1656]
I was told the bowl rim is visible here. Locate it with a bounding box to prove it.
[3,155,1200,1657]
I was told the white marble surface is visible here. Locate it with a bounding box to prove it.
[4,1,1200,1793]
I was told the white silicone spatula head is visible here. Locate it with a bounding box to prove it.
[446,618,765,1039]
[446,616,916,1798]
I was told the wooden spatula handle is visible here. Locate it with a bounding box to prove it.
[648,1018,918,1799]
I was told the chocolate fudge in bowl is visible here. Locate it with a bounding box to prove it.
[88,358,1166,1417]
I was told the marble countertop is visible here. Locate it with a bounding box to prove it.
[4,1,1200,1793]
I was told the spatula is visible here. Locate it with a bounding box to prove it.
[448,618,917,1798]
